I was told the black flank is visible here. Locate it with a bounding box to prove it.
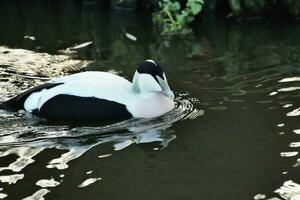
[37,94,132,122]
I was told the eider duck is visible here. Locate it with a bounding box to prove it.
[0,60,175,122]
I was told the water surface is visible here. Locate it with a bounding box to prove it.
[0,2,300,200]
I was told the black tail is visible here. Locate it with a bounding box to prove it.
[0,97,24,112]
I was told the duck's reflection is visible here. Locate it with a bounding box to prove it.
[0,120,176,169]
[0,96,201,199]
[0,123,175,198]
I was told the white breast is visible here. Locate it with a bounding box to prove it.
[127,92,175,118]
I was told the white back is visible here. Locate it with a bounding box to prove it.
[24,71,134,111]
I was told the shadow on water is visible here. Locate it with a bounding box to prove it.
[0,1,300,200]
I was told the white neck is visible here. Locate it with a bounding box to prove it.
[132,71,161,94]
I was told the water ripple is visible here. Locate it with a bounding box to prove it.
[279,77,300,83]
[0,96,201,146]
[264,75,300,200]
[78,178,102,188]
[287,108,300,117]
[0,94,202,198]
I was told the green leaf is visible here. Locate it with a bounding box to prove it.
[185,16,194,23]
[168,1,180,11]
[190,2,202,15]
[194,0,204,4]
[176,14,184,23]
[181,10,189,17]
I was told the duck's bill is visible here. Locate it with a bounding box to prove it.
[156,75,174,100]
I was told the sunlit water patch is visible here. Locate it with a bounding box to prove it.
[263,76,300,200]
[0,95,202,199]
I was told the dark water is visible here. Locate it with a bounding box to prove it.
[0,1,300,200]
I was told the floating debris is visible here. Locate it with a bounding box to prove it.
[24,35,36,41]
[125,32,137,41]
[58,41,93,54]
[98,154,112,159]
[69,41,93,50]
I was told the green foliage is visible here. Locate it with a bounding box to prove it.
[229,0,242,15]
[286,0,300,16]
[228,0,265,16]
[153,0,204,35]
[244,0,265,13]
[228,0,300,17]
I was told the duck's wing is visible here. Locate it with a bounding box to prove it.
[0,82,63,112]
[35,77,133,111]
[50,71,131,87]
[31,77,135,121]
[1,71,133,112]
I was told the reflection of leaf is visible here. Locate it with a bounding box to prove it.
[229,0,242,15]
[244,0,265,13]
[287,0,300,16]
[188,43,203,58]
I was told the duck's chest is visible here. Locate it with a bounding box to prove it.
[127,93,175,118]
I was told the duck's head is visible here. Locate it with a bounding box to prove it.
[132,59,174,100]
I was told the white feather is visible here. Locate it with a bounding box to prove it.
[39,74,133,110]
[24,71,175,118]
[49,71,130,86]
[132,73,161,93]
[127,92,174,118]
[145,59,157,66]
